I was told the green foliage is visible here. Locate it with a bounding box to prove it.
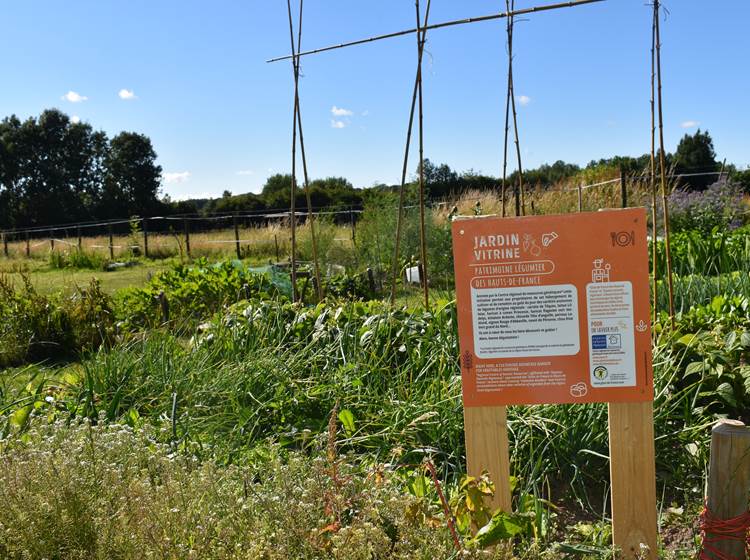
[117,259,283,329]
[674,129,717,189]
[0,276,115,367]
[655,227,750,277]
[48,249,108,270]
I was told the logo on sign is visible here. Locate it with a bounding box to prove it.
[593,366,609,380]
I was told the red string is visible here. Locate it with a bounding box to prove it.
[699,502,750,560]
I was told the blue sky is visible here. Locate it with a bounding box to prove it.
[1,1,748,200]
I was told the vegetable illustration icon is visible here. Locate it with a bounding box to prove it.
[570,382,588,398]
[541,232,558,247]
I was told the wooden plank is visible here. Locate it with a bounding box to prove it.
[705,419,750,560]
[464,405,512,512]
[608,401,658,559]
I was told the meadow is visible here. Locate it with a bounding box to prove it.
[0,180,749,559]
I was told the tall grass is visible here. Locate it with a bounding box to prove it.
[7,295,741,514]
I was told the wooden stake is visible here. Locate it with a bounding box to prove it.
[620,167,627,208]
[49,230,54,252]
[143,217,149,258]
[267,0,606,63]
[608,401,658,559]
[654,0,675,327]
[464,406,512,512]
[77,226,82,252]
[233,213,241,260]
[506,0,525,217]
[390,0,432,304]
[705,420,750,560]
[2,232,7,258]
[291,0,324,301]
[286,0,300,303]
[649,6,658,323]
[416,0,429,309]
[25,232,30,258]
[108,224,114,260]
[500,1,513,219]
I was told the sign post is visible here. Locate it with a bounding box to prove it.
[452,208,656,558]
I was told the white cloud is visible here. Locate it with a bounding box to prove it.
[517,95,531,106]
[331,105,353,117]
[118,89,136,100]
[71,115,81,124]
[62,91,88,103]
[172,191,213,201]
[163,171,191,184]
[681,120,700,128]
[236,170,254,176]
[330,119,347,129]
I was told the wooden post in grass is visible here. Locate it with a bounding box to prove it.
[49,230,54,251]
[464,406,512,512]
[577,184,583,212]
[233,213,241,260]
[620,167,628,208]
[274,234,280,262]
[183,218,191,258]
[158,290,170,324]
[704,420,750,560]
[77,226,82,251]
[25,232,30,258]
[108,223,114,260]
[608,401,658,559]
[143,217,149,258]
[2,232,7,257]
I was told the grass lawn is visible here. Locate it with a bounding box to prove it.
[0,256,173,295]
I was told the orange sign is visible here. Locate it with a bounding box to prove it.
[452,208,653,406]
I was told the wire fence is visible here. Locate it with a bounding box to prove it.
[0,169,734,261]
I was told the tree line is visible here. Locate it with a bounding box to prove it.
[1,109,746,230]
[0,109,162,229]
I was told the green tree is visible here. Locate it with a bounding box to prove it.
[102,132,163,218]
[261,173,298,209]
[674,129,718,189]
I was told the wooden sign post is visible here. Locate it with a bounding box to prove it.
[452,208,657,558]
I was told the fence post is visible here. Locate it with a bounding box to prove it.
[274,234,280,262]
[143,217,149,258]
[620,167,628,209]
[77,226,82,251]
[233,213,241,260]
[2,232,7,258]
[49,230,54,251]
[108,223,114,260]
[183,218,191,258]
[577,184,583,212]
[704,419,750,560]
[350,207,356,243]
[25,232,30,258]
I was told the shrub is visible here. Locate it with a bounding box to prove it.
[667,181,747,233]
[0,276,115,367]
[117,259,283,329]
